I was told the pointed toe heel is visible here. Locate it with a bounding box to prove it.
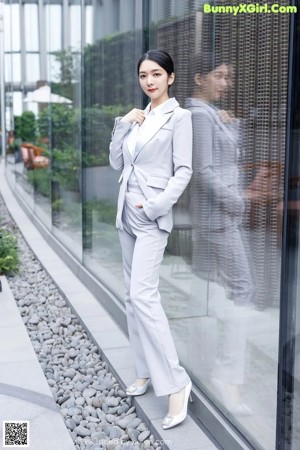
[126,378,150,396]
[162,381,192,430]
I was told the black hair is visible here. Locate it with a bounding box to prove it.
[193,52,232,77]
[137,49,174,75]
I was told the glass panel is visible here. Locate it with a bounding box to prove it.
[21,4,54,232]
[24,4,39,52]
[277,10,300,449]
[70,5,81,49]
[4,4,12,52]
[26,54,40,82]
[10,4,20,51]
[4,54,12,84]
[147,2,289,449]
[48,54,61,82]
[85,5,93,45]
[82,0,142,298]
[32,98,52,228]
[10,54,21,83]
[49,1,83,260]
[45,5,62,52]
[11,89,35,211]
[12,91,22,116]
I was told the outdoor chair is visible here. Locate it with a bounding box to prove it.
[20,143,49,169]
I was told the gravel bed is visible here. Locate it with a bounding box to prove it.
[0,194,161,450]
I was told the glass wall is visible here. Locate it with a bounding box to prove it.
[3,1,299,449]
[277,6,300,449]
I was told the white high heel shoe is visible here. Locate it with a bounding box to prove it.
[210,377,252,416]
[126,378,150,396]
[162,381,193,430]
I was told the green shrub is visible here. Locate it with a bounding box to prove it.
[14,115,22,140]
[0,229,20,274]
[13,111,37,143]
[27,168,51,197]
[20,111,37,142]
[37,104,78,149]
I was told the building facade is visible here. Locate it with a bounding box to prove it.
[2,0,300,449]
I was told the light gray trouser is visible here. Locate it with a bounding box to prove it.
[118,187,190,396]
[192,225,254,384]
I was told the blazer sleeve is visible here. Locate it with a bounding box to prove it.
[143,110,193,221]
[192,110,243,215]
[109,117,132,171]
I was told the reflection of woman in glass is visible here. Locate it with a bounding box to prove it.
[109,50,193,429]
[186,54,254,415]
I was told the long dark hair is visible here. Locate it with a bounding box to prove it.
[137,49,174,75]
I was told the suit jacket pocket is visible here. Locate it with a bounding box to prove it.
[147,176,168,190]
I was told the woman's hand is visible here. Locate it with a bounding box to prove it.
[121,108,145,125]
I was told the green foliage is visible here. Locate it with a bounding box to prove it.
[27,168,51,197]
[37,104,78,149]
[13,111,37,143]
[83,199,116,226]
[51,49,81,102]
[52,146,80,191]
[20,111,37,142]
[0,229,19,274]
[14,116,22,140]
[82,104,130,167]
[83,30,137,107]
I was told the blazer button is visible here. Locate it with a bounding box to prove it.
[131,163,134,167]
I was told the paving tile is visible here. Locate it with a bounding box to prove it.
[0,325,34,363]
[84,313,117,333]
[104,347,135,370]
[152,416,214,450]
[93,329,130,350]
[0,301,20,328]
[0,361,52,398]
[134,392,167,420]
[64,289,102,310]
[114,366,137,387]
[0,394,52,421]
[47,272,82,292]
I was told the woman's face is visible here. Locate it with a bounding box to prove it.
[196,64,232,102]
[138,60,174,106]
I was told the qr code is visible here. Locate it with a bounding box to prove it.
[3,421,29,447]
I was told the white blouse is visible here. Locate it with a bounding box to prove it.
[127,99,168,156]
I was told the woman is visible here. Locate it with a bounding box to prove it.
[109,49,193,429]
[186,55,254,415]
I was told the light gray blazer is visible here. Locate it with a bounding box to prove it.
[109,97,193,233]
[185,97,243,230]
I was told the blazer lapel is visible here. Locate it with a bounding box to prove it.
[194,99,237,144]
[124,123,138,160]
[134,98,179,160]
